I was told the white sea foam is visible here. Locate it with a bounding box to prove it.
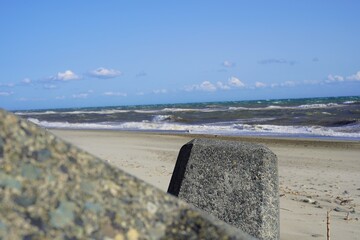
[232,124,360,138]
[28,118,360,139]
[16,111,58,115]
[132,108,217,114]
[151,115,173,122]
[133,108,194,114]
[68,110,131,114]
[161,108,197,112]
[17,107,227,116]
[133,110,161,114]
[229,103,342,111]
[297,103,339,109]
[161,108,226,113]
[228,107,249,110]
[343,101,356,104]
[266,105,285,109]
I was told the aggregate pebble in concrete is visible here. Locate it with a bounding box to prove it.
[0,110,256,240]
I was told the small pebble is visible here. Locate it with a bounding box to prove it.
[127,228,139,240]
[303,198,315,204]
[334,207,342,212]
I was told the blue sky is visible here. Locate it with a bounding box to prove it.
[0,1,359,110]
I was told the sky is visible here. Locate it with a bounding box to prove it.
[0,1,359,110]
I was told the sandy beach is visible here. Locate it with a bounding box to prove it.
[51,129,360,240]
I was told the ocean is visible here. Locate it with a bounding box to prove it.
[14,96,360,140]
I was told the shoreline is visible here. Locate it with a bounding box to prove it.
[48,128,360,144]
[51,129,360,240]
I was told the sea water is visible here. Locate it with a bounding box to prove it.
[14,96,360,140]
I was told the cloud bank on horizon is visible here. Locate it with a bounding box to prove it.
[0,1,359,110]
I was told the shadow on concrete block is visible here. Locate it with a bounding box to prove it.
[168,138,279,240]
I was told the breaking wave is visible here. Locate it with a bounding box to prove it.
[28,118,360,139]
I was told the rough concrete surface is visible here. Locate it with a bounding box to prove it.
[168,139,279,240]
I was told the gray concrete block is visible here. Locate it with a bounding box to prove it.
[0,110,256,240]
[168,138,279,240]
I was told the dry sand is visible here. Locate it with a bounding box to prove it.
[51,129,360,240]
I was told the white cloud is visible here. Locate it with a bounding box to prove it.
[303,79,321,85]
[136,92,145,96]
[22,78,32,84]
[216,81,230,90]
[103,91,127,97]
[222,60,236,68]
[0,91,13,96]
[325,71,360,83]
[186,79,249,92]
[200,81,216,91]
[90,67,121,79]
[56,96,66,100]
[17,97,45,102]
[153,89,168,94]
[327,74,344,82]
[228,77,245,88]
[255,82,266,88]
[0,83,15,87]
[280,81,296,87]
[270,81,298,88]
[347,71,360,81]
[53,70,80,81]
[72,93,88,99]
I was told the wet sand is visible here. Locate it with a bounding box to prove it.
[51,130,360,240]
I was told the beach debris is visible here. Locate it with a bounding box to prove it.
[280,207,292,212]
[335,196,354,206]
[302,198,315,204]
[344,212,351,221]
[333,207,342,212]
[280,187,301,195]
[327,210,331,240]
[343,212,360,222]
[311,233,324,238]
[340,199,353,205]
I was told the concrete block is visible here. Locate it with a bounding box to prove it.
[168,138,279,240]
